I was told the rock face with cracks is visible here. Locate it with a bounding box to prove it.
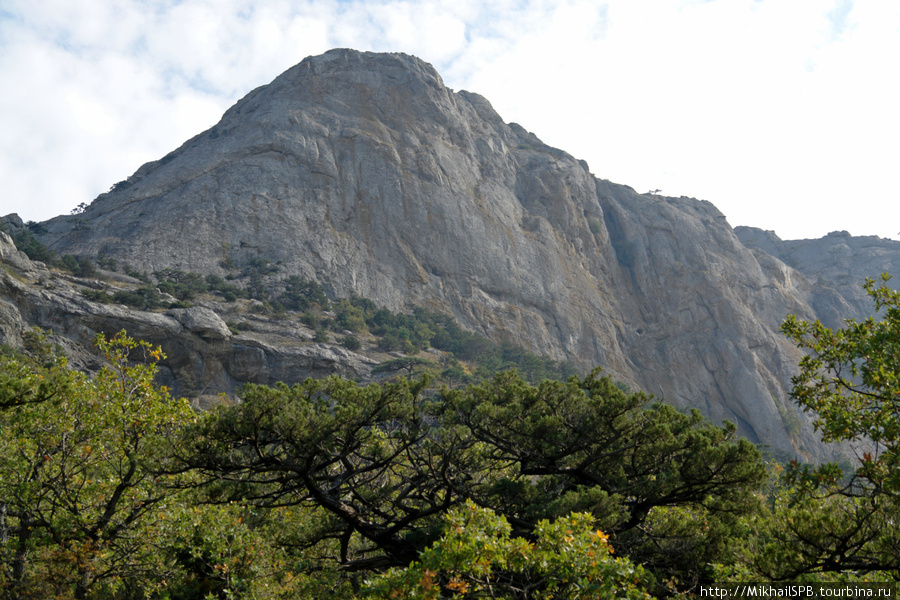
[22,49,900,461]
[0,231,375,407]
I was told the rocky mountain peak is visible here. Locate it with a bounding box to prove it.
[15,49,898,462]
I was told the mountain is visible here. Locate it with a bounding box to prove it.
[736,226,900,321]
[8,49,900,460]
[0,225,380,408]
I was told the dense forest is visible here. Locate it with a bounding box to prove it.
[1,276,899,599]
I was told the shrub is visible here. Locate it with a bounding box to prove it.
[4,227,56,264]
[95,254,117,271]
[154,269,208,300]
[123,266,151,283]
[82,289,113,304]
[377,332,414,354]
[334,299,367,333]
[205,274,245,301]
[112,287,163,310]
[280,276,330,311]
[60,254,79,273]
[340,335,362,351]
[364,502,652,600]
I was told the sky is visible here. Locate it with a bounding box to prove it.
[1,0,898,241]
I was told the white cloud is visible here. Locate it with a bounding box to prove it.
[1,0,898,240]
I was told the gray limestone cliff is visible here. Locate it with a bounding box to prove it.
[736,226,900,323]
[19,49,895,461]
[0,230,375,407]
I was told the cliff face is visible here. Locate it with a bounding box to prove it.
[26,49,897,460]
[0,230,376,408]
[736,226,900,324]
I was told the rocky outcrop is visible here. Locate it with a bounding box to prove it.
[0,230,34,274]
[736,226,900,323]
[166,306,232,340]
[0,231,375,399]
[25,49,895,461]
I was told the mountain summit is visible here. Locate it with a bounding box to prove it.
[33,49,900,460]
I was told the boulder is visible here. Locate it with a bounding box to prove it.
[167,306,231,340]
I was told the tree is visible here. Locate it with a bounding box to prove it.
[761,273,900,579]
[2,227,56,264]
[149,501,314,599]
[280,275,330,311]
[372,357,435,376]
[0,330,73,411]
[363,501,652,600]
[439,369,766,592]
[171,376,462,575]
[782,274,900,490]
[174,368,765,594]
[737,488,900,581]
[154,268,208,301]
[341,334,363,351]
[334,299,368,333]
[0,330,196,599]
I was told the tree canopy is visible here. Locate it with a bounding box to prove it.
[8,269,900,599]
[167,368,765,594]
[0,331,196,599]
[782,274,900,491]
[751,274,900,580]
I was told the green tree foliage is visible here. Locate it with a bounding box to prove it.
[60,253,79,274]
[95,254,117,272]
[280,275,329,311]
[0,330,73,411]
[2,226,56,265]
[60,254,96,278]
[340,334,362,351]
[782,274,900,485]
[333,299,368,333]
[376,330,416,354]
[372,357,436,377]
[1,222,99,277]
[203,273,245,302]
[111,286,165,310]
[150,502,312,599]
[153,268,208,301]
[123,265,151,284]
[0,331,195,599]
[70,263,575,385]
[439,370,766,591]
[369,309,434,352]
[363,501,652,600]
[423,310,493,361]
[174,369,765,593]
[81,289,114,304]
[343,302,576,382]
[745,273,900,580]
[440,364,474,388]
[737,489,900,581]
[0,324,778,596]
[171,376,459,574]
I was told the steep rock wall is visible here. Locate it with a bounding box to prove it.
[34,49,871,460]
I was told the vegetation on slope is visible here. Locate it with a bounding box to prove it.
[38,248,577,385]
[3,220,900,597]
